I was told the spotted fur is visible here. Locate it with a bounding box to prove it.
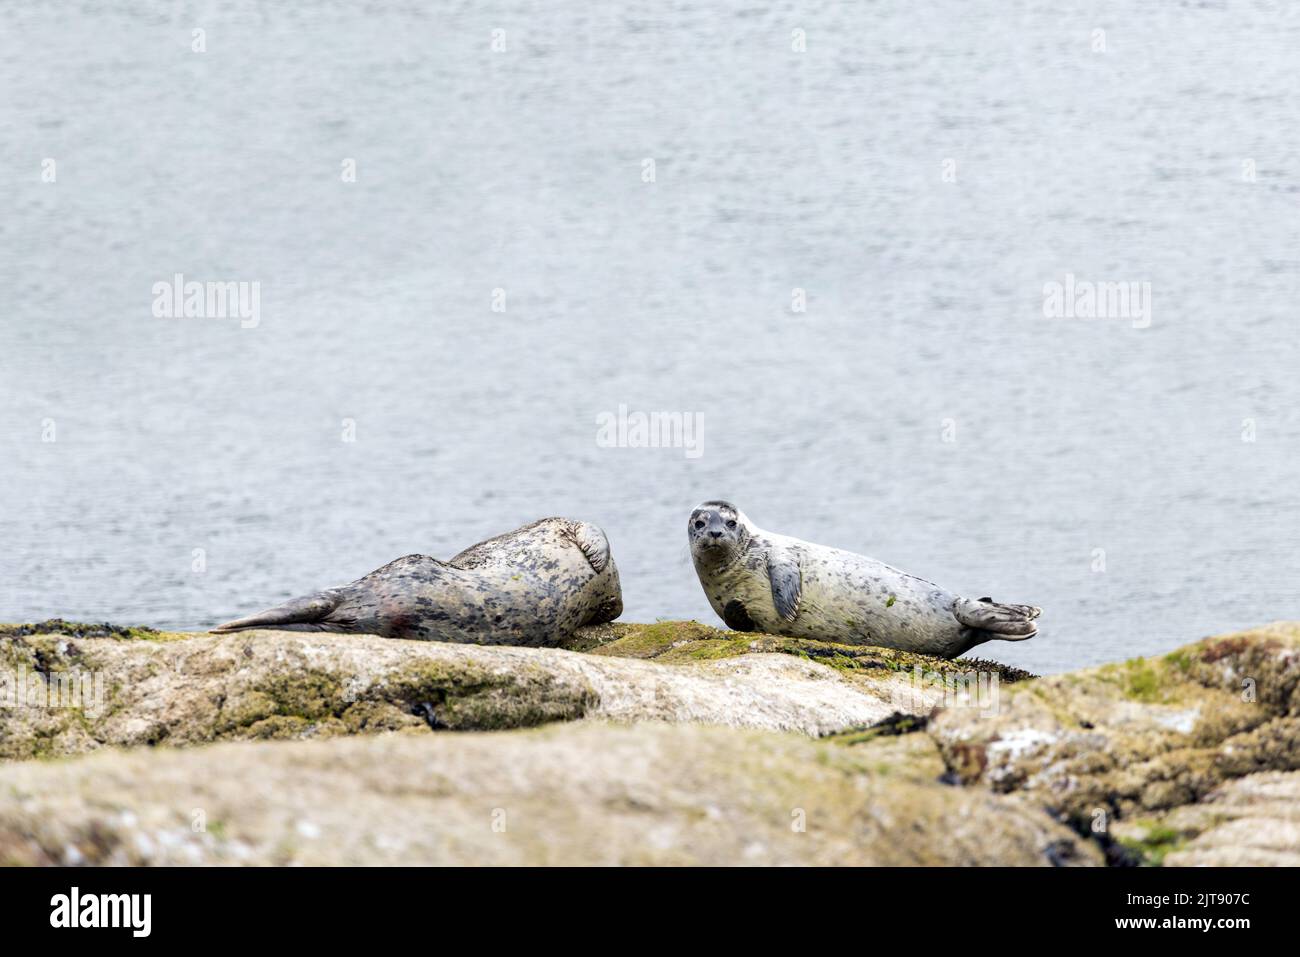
[213,518,623,646]
[687,502,1039,659]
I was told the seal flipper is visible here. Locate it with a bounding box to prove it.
[570,522,612,574]
[767,548,802,622]
[722,600,756,632]
[952,596,1040,639]
[211,590,344,634]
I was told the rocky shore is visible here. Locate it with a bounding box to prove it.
[1,618,1295,866]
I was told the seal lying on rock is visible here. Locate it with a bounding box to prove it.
[213,518,623,645]
[688,501,1039,658]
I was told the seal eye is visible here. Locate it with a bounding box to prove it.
[694,520,705,530]
[726,520,737,529]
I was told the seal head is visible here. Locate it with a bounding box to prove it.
[687,500,751,568]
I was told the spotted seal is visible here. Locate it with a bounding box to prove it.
[688,501,1039,658]
[213,517,623,645]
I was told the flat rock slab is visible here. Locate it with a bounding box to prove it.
[1159,771,1300,866]
[0,625,968,758]
[9,618,1296,867]
[0,721,1098,866]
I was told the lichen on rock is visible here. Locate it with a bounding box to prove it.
[0,619,972,757]
[0,721,1097,866]
[928,621,1300,864]
[1,617,1296,866]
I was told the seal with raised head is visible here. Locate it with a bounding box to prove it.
[213,517,623,646]
[688,501,1039,658]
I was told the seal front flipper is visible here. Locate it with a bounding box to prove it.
[722,600,756,632]
[767,548,802,622]
[211,590,345,634]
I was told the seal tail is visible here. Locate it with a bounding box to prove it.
[211,592,343,634]
[953,596,1040,640]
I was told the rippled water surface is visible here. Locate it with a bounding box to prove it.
[3,2,1298,672]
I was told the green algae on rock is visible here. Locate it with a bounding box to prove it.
[0,620,189,642]
[566,619,1035,683]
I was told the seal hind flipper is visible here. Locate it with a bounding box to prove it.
[766,548,802,622]
[569,522,612,573]
[211,591,343,634]
[952,597,1040,639]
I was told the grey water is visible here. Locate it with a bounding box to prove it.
[2,2,1297,673]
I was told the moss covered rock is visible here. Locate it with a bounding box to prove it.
[0,721,1097,866]
[0,619,987,758]
[928,621,1300,863]
[5,616,1295,866]
[566,619,1034,683]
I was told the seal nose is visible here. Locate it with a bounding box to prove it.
[708,530,723,539]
